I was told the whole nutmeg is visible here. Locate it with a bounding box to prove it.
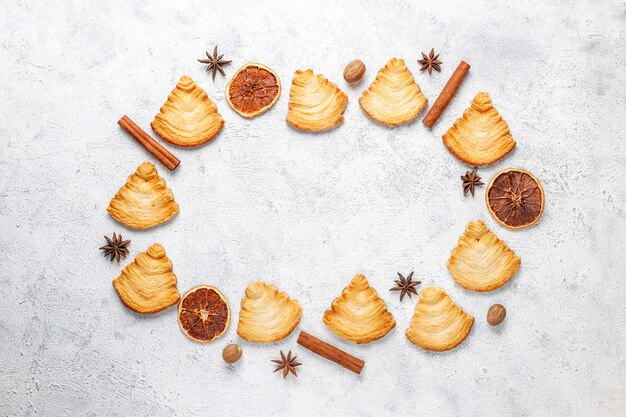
[222,343,243,364]
[343,59,366,83]
[487,304,506,326]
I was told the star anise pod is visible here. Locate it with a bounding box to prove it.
[390,272,421,301]
[418,48,442,74]
[198,46,232,80]
[461,166,484,197]
[271,350,301,379]
[99,233,130,263]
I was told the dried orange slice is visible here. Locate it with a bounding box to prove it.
[226,63,281,118]
[486,168,545,229]
[178,285,230,343]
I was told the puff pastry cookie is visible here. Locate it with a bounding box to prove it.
[405,286,473,351]
[447,219,521,292]
[151,75,224,147]
[359,58,428,126]
[237,281,302,342]
[112,243,180,314]
[286,69,348,132]
[323,274,396,344]
[442,92,516,165]
[107,162,179,229]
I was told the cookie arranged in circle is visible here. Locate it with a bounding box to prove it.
[107,162,179,229]
[359,58,428,126]
[237,281,302,342]
[442,92,516,165]
[405,286,473,351]
[151,75,224,147]
[323,274,396,344]
[447,219,521,292]
[112,243,180,314]
[286,69,348,132]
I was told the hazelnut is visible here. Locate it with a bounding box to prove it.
[222,343,242,364]
[487,304,506,326]
[343,59,366,83]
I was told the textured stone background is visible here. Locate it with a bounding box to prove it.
[0,1,624,416]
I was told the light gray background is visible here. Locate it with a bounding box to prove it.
[1,1,624,416]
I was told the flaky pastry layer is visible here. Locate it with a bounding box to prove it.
[107,162,179,229]
[405,286,473,351]
[442,92,516,165]
[112,243,180,314]
[359,58,428,126]
[447,219,521,292]
[151,75,224,147]
[286,69,348,132]
[323,274,396,344]
[237,281,302,342]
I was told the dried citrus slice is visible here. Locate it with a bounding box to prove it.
[226,63,281,118]
[178,285,230,343]
[486,168,545,229]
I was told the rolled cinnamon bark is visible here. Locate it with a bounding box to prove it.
[118,115,180,171]
[422,60,470,129]
[297,331,365,374]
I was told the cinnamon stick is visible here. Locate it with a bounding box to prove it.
[297,331,364,374]
[118,115,180,171]
[422,60,471,129]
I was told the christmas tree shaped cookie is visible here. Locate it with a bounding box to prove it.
[286,69,348,132]
[442,92,516,165]
[112,243,180,314]
[107,162,179,229]
[237,282,302,342]
[323,274,396,344]
[447,219,521,292]
[405,286,474,351]
[151,75,224,147]
[359,58,428,126]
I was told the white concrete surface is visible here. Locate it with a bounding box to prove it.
[0,1,624,416]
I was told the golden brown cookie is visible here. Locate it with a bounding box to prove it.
[107,162,179,229]
[112,243,180,314]
[151,75,224,147]
[359,58,428,126]
[323,274,396,344]
[442,92,516,165]
[447,219,521,292]
[405,286,474,351]
[286,69,348,132]
[237,282,302,342]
